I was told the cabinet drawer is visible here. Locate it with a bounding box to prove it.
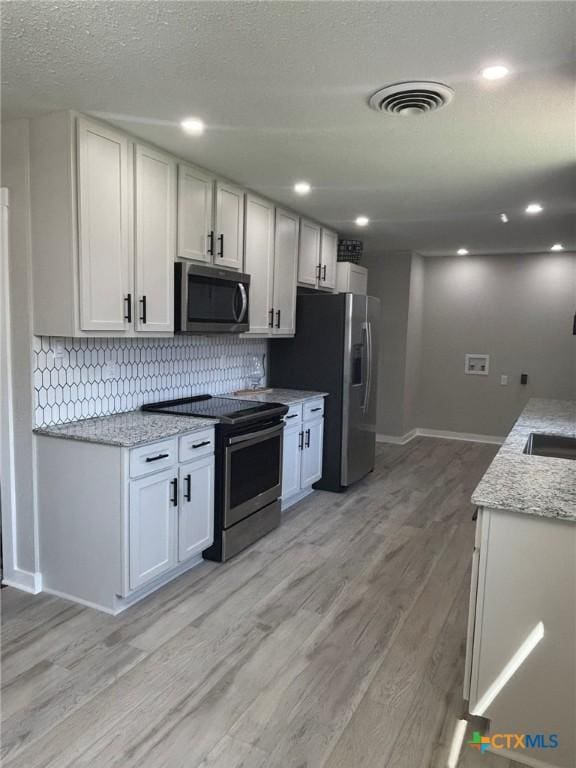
[179,428,215,463]
[303,399,324,421]
[283,403,303,424]
[130,439,178,479]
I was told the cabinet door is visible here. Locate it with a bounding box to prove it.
[77,118,131,332]
[272,208,299,336]
[134,144,176,334]
[300,419,324,488]
[319,229,338,291]
[244,195,275,334]
[298,219,321,287]
[178,456,214,562]
[129,468,177,590]
[282,425,303,501]
[215,182,245,270]
[177,163,214,263]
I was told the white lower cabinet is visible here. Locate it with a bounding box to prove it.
[281,399,325,510]
[129,468,177,590]
[36,428,215,614]
[178,456,214,562]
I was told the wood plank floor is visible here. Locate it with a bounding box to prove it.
[1,437,524,768]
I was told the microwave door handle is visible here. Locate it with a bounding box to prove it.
[233,283,248,323]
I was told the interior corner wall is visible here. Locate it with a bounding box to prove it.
[364,251,413,437]
[417,252,576,437]
[1,119,38,576]
[402,253,424,433]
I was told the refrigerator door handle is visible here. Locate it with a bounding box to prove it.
[362,321,373,413]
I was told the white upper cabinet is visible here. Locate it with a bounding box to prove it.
[319,228,338,291]
[77,118,131,332]
[298,219,321,287]
[134,144,176,334]
[177,163,214,263]
[272,208,299,335]
[215,181,245,270]
[244,195,275,334]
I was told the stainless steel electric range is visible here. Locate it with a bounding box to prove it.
[142,395,288,561]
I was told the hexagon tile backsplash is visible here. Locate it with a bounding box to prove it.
[33,336,268,428]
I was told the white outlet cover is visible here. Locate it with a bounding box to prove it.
[465,354,490,375]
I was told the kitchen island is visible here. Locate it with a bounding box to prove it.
[465,399,575,768]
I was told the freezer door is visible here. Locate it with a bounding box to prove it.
[341,294,379,486]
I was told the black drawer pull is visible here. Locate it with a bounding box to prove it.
[286,414,298,419]
[207,230,214,256]
[192,440,210,449]
[268,308,274,329]
[218,233,224,258]
[140,295,147,324]
[298,431,304,450]
[145,453,169,463]
[305,428,311,448]
[184,474,192,502]
[322,264,327,281]
[170,478,178,507]
[310,407,322,412]
[275,309,281,328]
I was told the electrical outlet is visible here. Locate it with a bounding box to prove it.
[500,375,508,386]
[103,362,119,381]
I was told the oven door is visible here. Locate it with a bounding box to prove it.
[223,422,284,528]
[176,262,250,333]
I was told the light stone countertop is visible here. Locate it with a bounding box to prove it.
[225,388,329,405]
[34,411,217,448]
[472,398,576,522]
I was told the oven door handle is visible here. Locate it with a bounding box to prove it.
[228,423,283,445]
[232,283,248,323]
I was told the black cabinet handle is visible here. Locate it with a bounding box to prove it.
[207,230,214,256]
[298,431,304,450]
[286,414,298,419]
[140,295,147,324]
[310,407,322,412]
[184,474,192,502]
[322,265,327,281]
[170,477,178,507]
[275,309,281,328]
[316,264,321,280]
[124,293,132,323]
[305,428,311,448]
[145,453,169,463]
[218,233,224,258]
[192,440,210,449]
[269,308,274,329]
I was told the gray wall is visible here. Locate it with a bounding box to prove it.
[364,251,412,436]
[2,119,38,575]
[417,252,576,436]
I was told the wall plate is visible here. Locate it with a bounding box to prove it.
[465,354,490,375]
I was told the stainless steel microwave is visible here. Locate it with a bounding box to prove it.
[174,262,250,334]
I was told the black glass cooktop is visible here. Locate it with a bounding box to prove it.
[142,395,287,425]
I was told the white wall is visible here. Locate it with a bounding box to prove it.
[1,119,39,583]
[417,252,576,436]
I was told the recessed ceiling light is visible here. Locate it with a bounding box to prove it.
[481,65,510,81]
[355,216,369,227]
[180,117,205,135]
[457,248,469,256]
[525,203,543,214]
[500,213,509,223]
[294,181,311,195]
[550,243,564,251]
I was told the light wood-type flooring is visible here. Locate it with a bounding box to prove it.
[1,438,525,768]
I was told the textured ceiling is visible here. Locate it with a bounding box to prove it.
[2,0,575,255]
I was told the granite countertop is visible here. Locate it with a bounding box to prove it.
[472,398,576,522]
[226,388,329,405]
[34,411,217,448]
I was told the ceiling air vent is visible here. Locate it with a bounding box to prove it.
[369,81,454,116]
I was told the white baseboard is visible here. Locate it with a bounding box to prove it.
[377,428,504,446]
[2,568,43,594]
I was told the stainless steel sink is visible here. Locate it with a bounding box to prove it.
[524,433,576,461]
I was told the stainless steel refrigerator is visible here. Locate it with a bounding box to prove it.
[269,292,380,492]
